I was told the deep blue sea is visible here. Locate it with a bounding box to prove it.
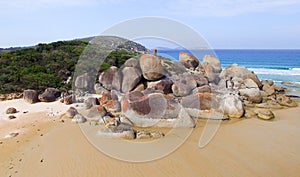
[157,49,300,91]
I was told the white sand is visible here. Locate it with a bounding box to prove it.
[0,99,300,177]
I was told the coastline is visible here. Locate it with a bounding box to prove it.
[1,99,300,177]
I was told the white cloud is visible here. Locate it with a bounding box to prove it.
[167,0,300,17]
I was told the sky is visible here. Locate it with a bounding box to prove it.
[0,0,300,49]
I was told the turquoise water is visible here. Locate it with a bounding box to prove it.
[157,49,300,91]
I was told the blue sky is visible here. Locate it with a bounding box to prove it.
[1,0,300,49]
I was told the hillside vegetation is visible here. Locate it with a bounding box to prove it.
[0,38,146,94]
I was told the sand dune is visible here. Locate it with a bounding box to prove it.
[0,99,300,177]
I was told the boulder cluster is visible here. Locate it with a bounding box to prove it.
[65,51,298,139]
[22,51,298,139]
[23,88,72,104]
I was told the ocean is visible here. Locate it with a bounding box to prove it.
[157,49,300,91]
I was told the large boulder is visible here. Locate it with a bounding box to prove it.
[193,85,211,94]
[192,73,209,87]
[121,67,142,93]
[99,66,118,90]
[147,78,173,94]
[220,94,244,118]
[239,88,262,103]
[74,73,94,93]
[23,89,39,104]
[202,55,222,83]
[262,84,275,96]
[38,88,61,102]
[219,64,262,88]
[139,54,164,81]
[112,70,123,91]
[244,79,259,89]
[171,74,197,97]
[179,51,199,70]
[181,93,212,111]
[121,92,182,127]
[124,58,139,68]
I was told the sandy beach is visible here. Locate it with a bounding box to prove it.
[0,99,299,177]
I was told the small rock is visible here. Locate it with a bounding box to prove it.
[86,105,107,118]
[136,131,151,139]
[256,109,275,120]
[72,114,87,123]
[244,109,257,118]
[5,132,19,138]
[65,107,78,118]
[8,115,17,120]
[84,97,99,109]
[6,107,17,114]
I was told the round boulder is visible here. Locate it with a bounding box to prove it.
[139,54,164,81]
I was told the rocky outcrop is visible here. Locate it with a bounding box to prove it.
[179,51,199,70]
[63,50,300,138]
[23,90,39,104]
[139,54,164,81]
